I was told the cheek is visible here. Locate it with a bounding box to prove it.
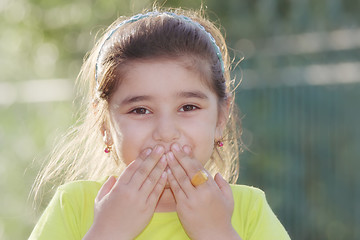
[186,119,217,165]
[197,131,216,165]
[111,118,151,165]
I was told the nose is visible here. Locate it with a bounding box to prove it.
[152,113,180,144]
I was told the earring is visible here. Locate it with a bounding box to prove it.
[216,141,224,147]
[104,145,112,153]
[103,130,112,153]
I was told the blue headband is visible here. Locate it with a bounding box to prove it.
[95,11,225,89]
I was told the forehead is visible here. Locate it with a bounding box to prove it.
[123,55,211,80]
[110,58,216,102]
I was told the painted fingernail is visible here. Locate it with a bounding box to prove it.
[183,145,191,154]
[172,143,180,152]
[155,145,164,154]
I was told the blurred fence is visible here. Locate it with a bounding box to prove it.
[236,82,360,239]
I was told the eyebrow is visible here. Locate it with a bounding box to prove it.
[120,91,209,106]
[120,95,153,105]
[177,91,209,100]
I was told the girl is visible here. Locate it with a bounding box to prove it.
[29,8,290,240]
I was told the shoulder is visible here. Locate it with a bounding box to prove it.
[29,179,106,239]
[230,184,291,239]
[229,184,270,216]
[58,179,104,195]
[229,184,270,224]
[53,178,106,207]
[230,184,265,202]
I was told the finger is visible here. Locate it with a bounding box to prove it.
[116,148,152,184]
[166,151,194,194]
[214,173,233,203]
[95,176,117,203]
[171,144,214,188]
[147,171,168,205]
[171,143,203,178]
[167,168,187,201]
[130,145,165,189]
[140,155,167,196]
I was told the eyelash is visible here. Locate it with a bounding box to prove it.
[128,104,199,115]
[129,107,151,115]
[179,104,199,112]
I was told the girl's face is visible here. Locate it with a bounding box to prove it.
[108,59,226,166]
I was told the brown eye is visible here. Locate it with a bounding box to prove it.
[130,108,150,114]
[180,105,198,112]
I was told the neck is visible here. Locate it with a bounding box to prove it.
[155,188,177,212]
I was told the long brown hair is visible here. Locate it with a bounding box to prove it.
[32,7,242,204]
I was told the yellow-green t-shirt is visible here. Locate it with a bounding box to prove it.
[29,180,290,240]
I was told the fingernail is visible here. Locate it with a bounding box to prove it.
[160,155,166,164]
[155,145,164,154]
[144,148,152,157]
[183,145,191,154]
[172,143,180,152]
[167,152,174,161]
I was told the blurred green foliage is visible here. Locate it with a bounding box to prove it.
[1,0,359,239]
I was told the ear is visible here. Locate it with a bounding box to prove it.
[215,97,231,140]
[101,121,114,146]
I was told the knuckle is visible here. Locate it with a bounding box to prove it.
[144,178,153,186]
[200,189,212,201]
[152,183,161,193]
[137,165,149,176]
[153,163,164,173]
[169,178,178,189]
[147,154,157,162]
[172,162,184,172]
[172,184,181,193]
[178,174,189,184]
[147,175,157,185]
[153,181,165,194]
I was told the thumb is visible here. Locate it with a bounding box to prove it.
[214,173,233,203]
[95,176,117,203]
